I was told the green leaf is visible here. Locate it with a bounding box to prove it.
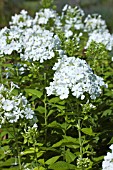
[25,89,43,98]
[0,152,5,160]
[63,135,79,144]
[47,121,62,129]
[81,128,95,136]
[49,97,60,103]
[36,106,45,113]
[105,91,113,97]
[11,89,19,96]
[37,151,45,158]
[108,137,113,144]
[0,158,15,167]
[65,144,80,150]
[47,110,55,117]
[1,167,19,170]
[45,156,60,165]
[55,105,65,111]
[52,136,79,148]
[102,109,112,117]
[38,159,45,165]
[21,147,38,156]
[52,140,64,147]
[65,149,76,163]
[93,155,104,162]
[48,161,76,170]
[48,121,68,130]
[36,143,43,147]
[34,167,46,170]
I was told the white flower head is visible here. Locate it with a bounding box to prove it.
[61,4,84,33]
[86,30,113,51]
[46,55,107,100]
[9,9,33,28]
[84,14,107,33]
[20,27,61,63]
[24,107,34,119]
[2,99,15,111]
[0,83,35,123]
[33,8,58,25]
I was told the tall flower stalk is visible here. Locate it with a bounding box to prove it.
[13,124,22,170]
[44,73,48,143]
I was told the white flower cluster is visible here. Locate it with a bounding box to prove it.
[84,14,113,51]
[9,10,33,28]
[84,14,107,33]
[86,30,113,51]
[0,6,113,59]
[59,5,113,51]
[0,27,22,56]
[62,4,84,30]
[0,10,61,62]
[0,83,34,124]
[46,55,107,100]
[33,8,60,27]
[20,27,61,62]
[0,10,34,56]
[60,4,84,38]
[102,144,113,170]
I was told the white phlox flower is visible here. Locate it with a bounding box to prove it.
[0,84,35,124]
[84,14,107,33]
[102,144,113,170]
[61,4,84,36]
[46,55,107,100]
[24,107,34,119]
[0,27,22,56]
[9,10,33,28]
[0,21,61,62]
[2,99,15,111]
[0,10,33,56]
[33,8,62,30]
[84,14,113,51]
[86,30,113,51]
[20,27,61,62]
[33,8,59,26]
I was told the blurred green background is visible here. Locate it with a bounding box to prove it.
[0,0,113,32]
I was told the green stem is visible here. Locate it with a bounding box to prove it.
[13,124,22,170]
[44,94,47,128]
[0,59,3,83]
[102,63,104,74]
[18,155,22,170]
[34,135,38,165]
[77,102,84,169]
[78,119,83,158]
[63,105,68,161]
[44,73,47,143]
[64,101,68,136]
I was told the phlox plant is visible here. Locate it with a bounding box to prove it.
[0,1,113,170]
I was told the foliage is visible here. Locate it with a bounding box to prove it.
[0,3,113,170]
